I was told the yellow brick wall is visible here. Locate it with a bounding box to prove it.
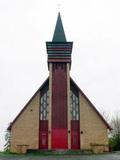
[10,92,40,153]
[10,84,109,152]
[80,92,109,150]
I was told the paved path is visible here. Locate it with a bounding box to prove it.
[0,152,120,160]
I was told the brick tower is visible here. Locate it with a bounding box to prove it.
[46,12,73,149]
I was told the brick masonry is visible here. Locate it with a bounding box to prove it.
[80,92,108,151]
[10,79,109,153]
[51,63,68,148]
[10,93,40,153]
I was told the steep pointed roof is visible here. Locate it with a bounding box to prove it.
[52,12,66,42]
[8,77,111,130]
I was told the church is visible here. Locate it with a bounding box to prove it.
[8,13,111,153]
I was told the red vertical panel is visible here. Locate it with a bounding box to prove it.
[52,63,68,149]
[39,132,48,149]
[39,120,48,149]
[71,120,80,149]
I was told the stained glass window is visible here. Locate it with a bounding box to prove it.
[40,90,49,120]
[70,90,79,120]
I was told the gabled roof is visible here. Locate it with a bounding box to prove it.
[70,78,111,130]
[8,77,111,130]
[8,78,49,130]
[52,12,66,42]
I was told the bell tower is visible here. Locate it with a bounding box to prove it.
[46,13,73,149]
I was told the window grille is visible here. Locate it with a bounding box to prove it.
[40,90,49,120]
[70,90,79,120]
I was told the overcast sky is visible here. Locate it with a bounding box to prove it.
[0,0,120,150]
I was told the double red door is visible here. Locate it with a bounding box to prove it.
[39,121,80,149]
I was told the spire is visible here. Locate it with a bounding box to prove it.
[52,12,66,42]
[46,13,73,69]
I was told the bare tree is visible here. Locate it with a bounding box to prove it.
[111,114,120,136]
[99,109,110,122]
[109,112,120,151]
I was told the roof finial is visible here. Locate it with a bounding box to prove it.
[57,3,61,13]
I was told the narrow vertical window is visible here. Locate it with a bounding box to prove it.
[40,90,49,120]
[70,90,79,120]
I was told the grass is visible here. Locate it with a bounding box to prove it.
[0,150,93,157]
[26,149,93,156]
[0,150,112,157]
[0,151,23,157]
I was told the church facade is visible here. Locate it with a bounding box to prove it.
[8,13,111,153]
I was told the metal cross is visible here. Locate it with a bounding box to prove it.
[57,3,61,12]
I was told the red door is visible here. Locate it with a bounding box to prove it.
[71,120,80,149]
[71,131,80,149]
[52,129,68,149]
[39,132,48,149]
[39,120,48,149]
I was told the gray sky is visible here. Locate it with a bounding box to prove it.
[0,0,120,150]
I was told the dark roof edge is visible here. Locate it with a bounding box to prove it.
[70,77,112,130]
[8,78,49,130]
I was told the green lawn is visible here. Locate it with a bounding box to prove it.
[0,150,92,156]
